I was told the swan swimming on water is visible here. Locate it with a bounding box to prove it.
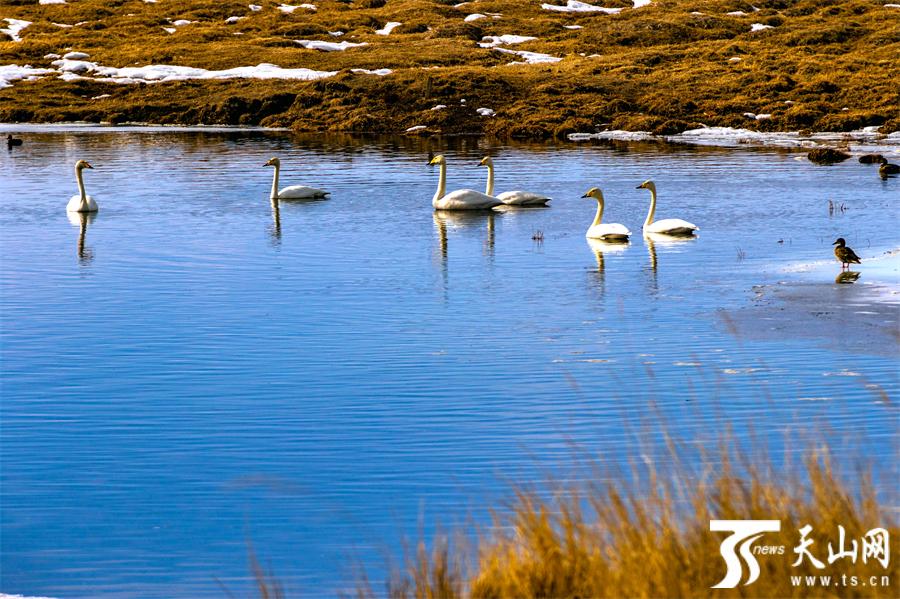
[264,157,329,200]
[480,157,551,206]
[429,155,502,210]
[636,180,698,236]
[66,160,98,213]
[581,187,631,240]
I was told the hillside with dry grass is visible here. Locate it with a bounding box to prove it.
[1,0,898,137]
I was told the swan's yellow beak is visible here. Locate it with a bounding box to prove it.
[429,156,443,165]
[83,162,93,169]
[479,157,490,166]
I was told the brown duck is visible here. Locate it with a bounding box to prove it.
[832,238,861,270]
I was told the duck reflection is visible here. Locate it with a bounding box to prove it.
[835,271,861,285]
[67,210,96,265]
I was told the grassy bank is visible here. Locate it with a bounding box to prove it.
[1,1,898,138]
[368,436,898,598]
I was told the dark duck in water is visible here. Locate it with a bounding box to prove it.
[832,238,861,270]
[878,157,899,178]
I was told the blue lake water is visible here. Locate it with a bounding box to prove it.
[1,127,898,597]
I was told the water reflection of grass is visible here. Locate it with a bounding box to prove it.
[362,430,897,598]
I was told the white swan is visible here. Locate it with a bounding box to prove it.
[637,180,698,236]
[264,157,329,200]
[480,157,551,206]
[429,155,503,210]
[66,160,98,213]
[581,187,631,240]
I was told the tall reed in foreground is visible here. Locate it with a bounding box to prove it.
[376,436,898,598]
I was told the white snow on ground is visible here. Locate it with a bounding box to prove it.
[542,1,622,14]
[406,125,427,132]
[478,34,537,48]
[431,104,447,110]
[464,13,486,22]
[375,22,402,35]
[476,107,496,116]
[885,4,900,8]
[1,50,392,89]
[2,18,31,42]
[328,31,344,36]
[249,4,262,11]
[350,68,392,76]
[171,20,195,26]
[494,48,562,64]
[50,58,339,83]
[278,4,316,13]
[727,11,747,16]
[225,16,245,24]
[569,127,900,151]
[295,39,368,51]
[564,24,584,29]
[750,23,773,31]
[39,0,67,4]
[0,64,56,89]
[632,0,652,7]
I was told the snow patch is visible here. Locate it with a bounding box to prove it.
[0,64,56,89]
[295,39,368,51]
[495,48,562,64]
[478,34,537,48]
[542,1,622,14]
[1,18,31,42]
[350,68,392,76]
[750,23,773,32]
[476,107,496,117]
[375,22,402,35]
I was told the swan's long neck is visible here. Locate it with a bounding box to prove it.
[270,163,280,200]
[591,196,605,227]
[433,161,447,205]
[644,187,657,228]
[75,166,88,210]
[484,163,494,196]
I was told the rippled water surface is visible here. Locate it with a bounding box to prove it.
[1,128,897,597]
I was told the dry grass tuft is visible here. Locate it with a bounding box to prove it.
[367,436,898,598]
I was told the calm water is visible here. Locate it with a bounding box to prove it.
[1,128,897,597]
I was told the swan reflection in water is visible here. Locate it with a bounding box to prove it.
[433,210,496,260]
[67,210,96,265]
[835,271,861,285]
[269,197,282,245]
[587,238,629,296]
[643,232,698,295]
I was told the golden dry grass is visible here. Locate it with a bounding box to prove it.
[374,436,898,598]
[3,1,895,136]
